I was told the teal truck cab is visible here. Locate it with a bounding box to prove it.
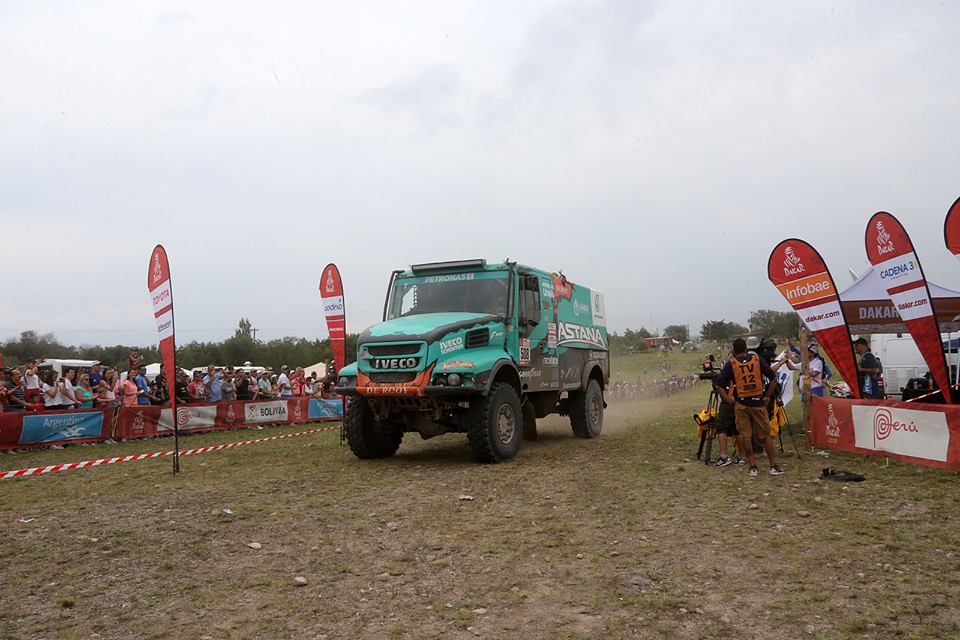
[336,259,609,463]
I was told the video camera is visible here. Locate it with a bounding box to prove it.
[756,338,777,366]
[698,354,720,380]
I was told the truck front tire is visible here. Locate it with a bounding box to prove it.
[570,378,604,438]
[467,382,523,463]
[344,398,403,459]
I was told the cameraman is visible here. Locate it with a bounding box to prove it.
[715,338,784,477]
[712,375,740,467]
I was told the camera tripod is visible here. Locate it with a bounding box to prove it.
[696,390,801,464]
[695,388,723,465]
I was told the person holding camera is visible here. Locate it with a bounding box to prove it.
[715,338,783,477]
[712,376,740,467]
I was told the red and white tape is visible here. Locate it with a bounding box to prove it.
[0,426,339,480]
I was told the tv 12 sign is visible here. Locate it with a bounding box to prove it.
[319,263,346,372]
[865,212,952,402]
[767,239,861,398]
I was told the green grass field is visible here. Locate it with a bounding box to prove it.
[1,358,958,639]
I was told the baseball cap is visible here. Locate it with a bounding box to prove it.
[745,336,760,350]
[281,364,289,370]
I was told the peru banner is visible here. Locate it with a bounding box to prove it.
[768,239,861,398]
[944,196,960,258]
[147,245,178,416]
[866,212,952,402]
[319,263,346,373]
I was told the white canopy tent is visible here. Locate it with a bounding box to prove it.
[838,267,960,333]
[303,362,328,379]
[838,267,960,392]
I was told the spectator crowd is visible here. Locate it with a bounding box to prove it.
[0,348,339,413]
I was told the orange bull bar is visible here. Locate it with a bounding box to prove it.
[356,365,435,397]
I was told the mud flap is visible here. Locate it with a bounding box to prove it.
[522,400,538,442]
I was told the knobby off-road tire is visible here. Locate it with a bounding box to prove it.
[344,398,403,459]
[569,378,604,438]
[467,382,523,463]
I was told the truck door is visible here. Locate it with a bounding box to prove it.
[517,272,557,392]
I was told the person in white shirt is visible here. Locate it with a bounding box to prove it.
[41,370,63,409]
[23,359,42,405]
[277,365,293,397]
[806,345,824,397]
[59,368,79,409]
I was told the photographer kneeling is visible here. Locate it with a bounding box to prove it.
[715,338,784,477]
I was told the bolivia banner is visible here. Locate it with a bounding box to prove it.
[148,245,180,469]
[944,195,960,259]
[320,263,346,373]
[768,239,861,398]
[865,212,952,402]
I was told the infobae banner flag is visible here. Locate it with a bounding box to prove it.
[320,263,346,373]
[943,196,960,259]
[768,239,861,398]
[148,244,181,471]
[866,212,953,403]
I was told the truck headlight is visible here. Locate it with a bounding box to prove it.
[338,376,350,387]
[446,373,462,386]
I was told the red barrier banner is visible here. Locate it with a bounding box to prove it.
[865,212,952,402]
[811,396,960,471]
[320,263,346,374]
[0,408,113,450]
[944,195,960,258]
[767,239,861,397]
[114,398,328,440]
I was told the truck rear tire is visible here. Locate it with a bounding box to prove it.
[467,382,523,463]
[344,398,403,459]
[570,379,604,438]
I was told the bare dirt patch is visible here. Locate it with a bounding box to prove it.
[2,389,959,639]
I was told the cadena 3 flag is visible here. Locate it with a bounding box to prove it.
[768,239,861,398]
[944,195,960,259]
[320,263,346,373]
[866,212,953,402]
[148,245,178,414]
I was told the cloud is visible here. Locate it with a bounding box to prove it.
[356,65,463,129]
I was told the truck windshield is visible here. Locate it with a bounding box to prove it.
[387,272,509,319]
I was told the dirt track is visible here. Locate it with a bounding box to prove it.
[2,390,959,639]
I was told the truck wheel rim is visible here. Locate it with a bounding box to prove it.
[496,404,516,444]
[590,393,602,426]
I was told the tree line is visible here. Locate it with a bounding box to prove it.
[609,309,799,354]
[0,319,359,372]
[2,310,799,368]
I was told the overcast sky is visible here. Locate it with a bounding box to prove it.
[3,1,960,348]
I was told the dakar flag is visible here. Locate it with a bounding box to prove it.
[148,245,177,406]
[943,195,960,259]
[768,239,861,398]
[866,212,952,403]
[319,264,346,374]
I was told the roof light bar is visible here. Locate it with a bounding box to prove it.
[410,259,487,274]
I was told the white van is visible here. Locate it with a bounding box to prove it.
[873,335,960,398]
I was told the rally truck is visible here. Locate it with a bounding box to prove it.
[335,259,609,463]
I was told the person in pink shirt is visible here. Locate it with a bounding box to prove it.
[121,370,140,407]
